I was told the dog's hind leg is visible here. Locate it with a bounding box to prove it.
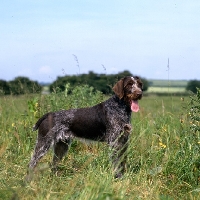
[52,138,71,172]
[28,127,56,170]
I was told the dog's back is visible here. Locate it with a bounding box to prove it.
[28,76,143,179]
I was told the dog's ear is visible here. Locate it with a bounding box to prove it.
[112,78,124,99]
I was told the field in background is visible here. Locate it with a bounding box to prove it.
[148,86,186,93]
[41,79,189,95]
[149,79,188,87]
[1,83,200,199]
[147,79,188,94]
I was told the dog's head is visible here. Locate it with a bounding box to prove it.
[113,76,143,112]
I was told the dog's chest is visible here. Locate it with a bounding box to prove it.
[104,97,131,123]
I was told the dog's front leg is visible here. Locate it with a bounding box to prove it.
[108,128,129,178]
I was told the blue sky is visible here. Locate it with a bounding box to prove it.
[1,0,200,82]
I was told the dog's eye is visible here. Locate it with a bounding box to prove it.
[127,83,133,88]
[124,82,132,88]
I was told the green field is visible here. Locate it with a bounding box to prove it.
[149,79,188,87]
[147,79,188,94]
[147,86,186,93]
[1,89,200,199]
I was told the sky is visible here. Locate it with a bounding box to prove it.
[1,0,200,83]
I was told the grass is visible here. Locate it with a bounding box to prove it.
[149,79,188,87]
[144,79,189,95]
[147,86,186,93]
[147,79,188,95]
[0,87,200,199]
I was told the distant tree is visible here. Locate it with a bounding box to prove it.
[115,70,133,79]
[0,80,10,95]
[140,78,149,91]
[9,76,42,95]
[50,70,149,94]
[186,80,200,93]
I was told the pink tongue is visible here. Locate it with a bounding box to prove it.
[131,100,139,112]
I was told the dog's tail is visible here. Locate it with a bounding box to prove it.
[32,112,52,131]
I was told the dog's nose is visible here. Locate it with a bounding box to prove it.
[136,89,142,95]
[135,89,142,98]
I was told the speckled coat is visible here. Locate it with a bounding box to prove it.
[28,76,143,178]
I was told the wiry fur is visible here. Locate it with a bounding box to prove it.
[28,76,143,178]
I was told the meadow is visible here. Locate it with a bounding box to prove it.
[148,79,188,87]
[147,79,188,95]
[0,84,200,200]
[147,87,186,93]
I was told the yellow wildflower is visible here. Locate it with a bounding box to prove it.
[159,142,166,149]
[34,111,38,117]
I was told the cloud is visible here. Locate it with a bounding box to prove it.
[39,66,52,75]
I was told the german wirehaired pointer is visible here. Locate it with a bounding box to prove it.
[28,76,143,178]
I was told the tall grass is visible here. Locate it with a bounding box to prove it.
[0,86,200,199]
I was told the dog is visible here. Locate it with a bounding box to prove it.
[28,76,143,178]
